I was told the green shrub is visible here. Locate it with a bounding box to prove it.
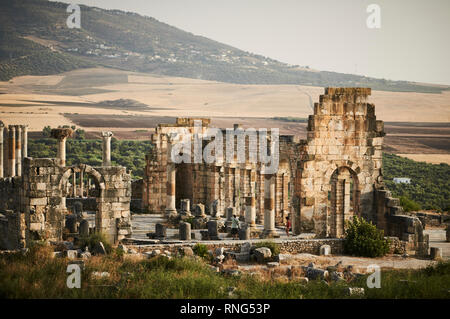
[400,196,421,212]
[192,244,209,259]
[344,216,390,258]
[78,232,112,254]
[254,241,280,257]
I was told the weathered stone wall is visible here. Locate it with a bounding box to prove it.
[374,187,428,256]
[0,177,22,212]
[297,88,384,237]
[129,238,344,255]
[410,211,449,228]
[0,210,26,250]
[0,157,133,247]
[142,118,296,227]
[128,237,405,256]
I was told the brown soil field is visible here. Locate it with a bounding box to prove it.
[397,154,450,165]
[1,67,449,161]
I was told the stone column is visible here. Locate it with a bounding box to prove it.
[15,125,22,176]
[51,128,73,166]
[22,125,28,160]
[101,131,113,166]
[0,124,3,178]
[8,125,16,177]
[72,171,77,197]
[179,222,191,240]
[245,195,256,229]
[80,170,84,198]
[87,178,91,197]
[261,174,278,238]
[165,164,177,217]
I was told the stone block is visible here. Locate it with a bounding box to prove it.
[319,244,331,256]
[179,222,191,240]
[430,247,442,260]
[155,223,166,238]
[254,247,272,263]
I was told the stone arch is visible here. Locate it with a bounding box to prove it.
[58,164,106,234]
[58,164,106,193]
[327,166,360,238]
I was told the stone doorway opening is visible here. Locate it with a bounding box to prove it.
[61,165,105,236]
[328,166,359,238]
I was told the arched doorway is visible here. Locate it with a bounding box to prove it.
[328,166,359,238]
[59,164,105,235]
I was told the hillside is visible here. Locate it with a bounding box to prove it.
[0,0,448,93]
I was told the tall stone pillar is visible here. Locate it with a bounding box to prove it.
[8,125,16,177]
[261,174,279,238]
[22,125,28,160]
[0,123,3,178]
[72,171,77,197]
[15,125,22,176]
[102,131,113,166]
[165,164,177,218]
[51,128,73,166]
[80,170,84,198]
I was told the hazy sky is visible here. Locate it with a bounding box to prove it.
[54,0,450,85]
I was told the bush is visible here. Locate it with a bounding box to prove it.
[400,196,421,212]
[344,216,390,258]
[254,241,280,257]
[192,243,209,259]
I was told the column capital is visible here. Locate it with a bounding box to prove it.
[51,128,73,140]
[101,131,113,138]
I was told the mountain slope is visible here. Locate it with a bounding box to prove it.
[0,0,448,93]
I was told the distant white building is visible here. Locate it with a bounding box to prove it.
[393,177,411,184]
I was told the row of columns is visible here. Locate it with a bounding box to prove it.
[0,125,113,176]
[69,169,93,198]
[163,162,278,237]
[0,124,28,178]
[51,129,113,168]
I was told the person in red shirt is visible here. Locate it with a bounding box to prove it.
[285,216,291,237]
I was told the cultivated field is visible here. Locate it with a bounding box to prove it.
[0,67,449,163]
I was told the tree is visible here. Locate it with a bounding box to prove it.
[42,126,51,137]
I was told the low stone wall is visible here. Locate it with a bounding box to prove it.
[125,236,410,257]
[409,211,450,228]
[279,239,343,255]
[386,236,407,255]
[130,238,345,255]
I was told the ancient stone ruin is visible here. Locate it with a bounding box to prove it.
[0,88,429,258]
[0,128,132,249]
[141,87,428,254]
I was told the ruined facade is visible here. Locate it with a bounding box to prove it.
[0,87,429,256]
[0,126,132,249]
[142,88,428,253]
[143,118,293,228]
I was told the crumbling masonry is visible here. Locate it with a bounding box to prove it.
[0,88,428,257]
[0,127,132,249]
[142,88,428,254]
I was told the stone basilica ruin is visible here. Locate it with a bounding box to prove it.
[0,88,429,257]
